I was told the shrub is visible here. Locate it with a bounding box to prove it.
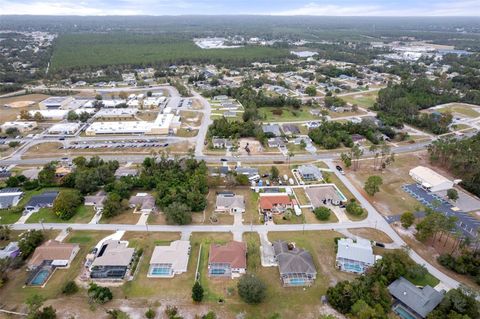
[237,274,266,304]
[62,280,78,295]
[192,281,204,302]
[145,308,156,319]
[88,283,113,304]
[345,199,365,216]
[313,207,331,221]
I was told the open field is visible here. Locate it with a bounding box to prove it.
[341,90,379,108]
[345,152,436,216]
[0,94,48,123]
[51,34,289,70]
[100,208,140,224]
[435,103,480,118]
[258,106,316,122]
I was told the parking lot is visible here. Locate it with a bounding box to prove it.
[59,139,169,150]
[402,184,480,238]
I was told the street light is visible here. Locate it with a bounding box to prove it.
[145,221,149,232]
[40,218,45,231]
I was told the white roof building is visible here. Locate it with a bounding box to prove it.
[409,166,455,192]
[148,240,191,278]
[47,123,81,135]
[1,121,37,133]
[39,96,74,109]
[336,238,378,274]
[28,110,68,120]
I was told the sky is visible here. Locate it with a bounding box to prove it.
[1,0,480,16]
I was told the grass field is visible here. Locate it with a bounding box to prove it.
[341,90,379,109]
[436,103,480,118]
[258,106,316,122]
[26,205,96,224]
[51,34,289,70]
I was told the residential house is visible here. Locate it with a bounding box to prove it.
[25,191,58,212]
[297,165,323,181]
[336,238,378,274]
[212,138,233,149]
[0,242,20,259]
[282,124,300,136]
[268,137,286,148]
[27,240,80,270]
[273,240,317,287]
[129,193,156,214]
[89,240,135,279]
[262,124,282,137]
[259,194,293,214]
[148,240,191,278]
[208,241,247,278]
[215,193,245,214]
[84,193,106,209]
[235,166,259,178]
[388,277,445,319]
[0,188,23,209]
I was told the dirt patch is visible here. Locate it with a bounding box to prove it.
[348,228,394,244]
[5,100,35,108]
[237,138,264,155]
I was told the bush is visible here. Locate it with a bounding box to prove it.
[313,207,331,221]
[145,308,156,319]
[345,199,365,216]
[62,280,78,295]
[400,211,415,228]
[88,283,113,304]
[164,201,192,225]
[237,274,266,304]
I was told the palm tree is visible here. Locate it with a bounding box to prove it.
[369,144,378,170]
[287,151,294,168]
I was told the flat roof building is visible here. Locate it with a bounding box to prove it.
[409,166,455,192]
[39,96,74,109]
[1,121,37,133]
[47,123,81,135]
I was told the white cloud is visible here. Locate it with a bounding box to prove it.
[271,1,480,16]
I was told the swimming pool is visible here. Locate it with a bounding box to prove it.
[394,304,417,319]
[210,268,226,275]
[343,263,363,273]
[30,269,51,286]
[288,278,306,286]
[150,267,171,276]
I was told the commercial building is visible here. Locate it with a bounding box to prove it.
[1,121,37,133]
[148,240,191,278]
[47,122,81,135]
[336,238,378,274]
[388,277,444,319]
[273,240,317,287]
[409,166,455,192]
[208,241,246,278]
[28,110,68,120]
[94,108,138,120]
[39,96,74,109]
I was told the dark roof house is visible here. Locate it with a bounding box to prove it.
[388,277,444,319]
[273,240,317,287]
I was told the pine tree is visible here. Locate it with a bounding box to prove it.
[192,281,204,302]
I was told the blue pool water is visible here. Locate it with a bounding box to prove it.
[394,305,417,319]
[289,278,306,286]
[30,269,50,286]
[344,263,363,273]
[211,269,226,275]
[151,267,171,276]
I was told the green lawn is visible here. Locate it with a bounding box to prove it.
[0,209,22,224]
[405,272,440,287]
[26,205,95,224]
[437,103,480,118]
[258,106,316,122]
[341,91,379,109]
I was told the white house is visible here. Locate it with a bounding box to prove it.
[336,238,379,274]
[409,166,455,192]
[215,193,245,214]
[148,240,191,278]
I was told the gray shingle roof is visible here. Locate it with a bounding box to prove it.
[273,240,316,276]
[336,238,375,265]
[388,277,444,318]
